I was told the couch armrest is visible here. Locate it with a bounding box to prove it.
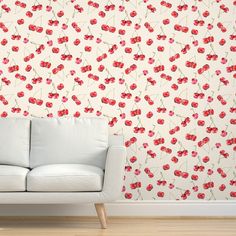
[102,146,126,201]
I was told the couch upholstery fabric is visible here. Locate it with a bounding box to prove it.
[27,164,104,192]
[30,118,108,169]
[0,165,29,191]
[0,118,30,167]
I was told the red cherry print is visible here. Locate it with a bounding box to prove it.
[219,184,226,191]
[0,0,234,201]
[57,10,64,17]
[17,91,24,97]
[146,184,153,191]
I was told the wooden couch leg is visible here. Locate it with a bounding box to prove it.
[95,203,107,229]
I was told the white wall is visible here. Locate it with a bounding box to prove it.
[1,201,236,216]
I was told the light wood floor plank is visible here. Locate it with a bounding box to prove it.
[0,217,235,236]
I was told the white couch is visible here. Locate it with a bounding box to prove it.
[0,117,126,228]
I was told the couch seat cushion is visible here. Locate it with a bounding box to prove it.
[0,118,30,167]
[30,118,108,169]
[27,164,104,192]
[0,165,29,191]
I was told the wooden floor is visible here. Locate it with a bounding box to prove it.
[0,217,235,236]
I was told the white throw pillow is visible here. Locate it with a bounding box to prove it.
[0,118,30,167]
[30,118,108,169]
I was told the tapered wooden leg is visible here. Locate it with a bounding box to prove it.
[95,203,107,229]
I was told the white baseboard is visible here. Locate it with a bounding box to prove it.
[1,201,236,217]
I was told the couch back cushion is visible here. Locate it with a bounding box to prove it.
[30,118,108,169]
[0,118,30,167]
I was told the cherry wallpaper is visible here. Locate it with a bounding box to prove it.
[0,0,235,200]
